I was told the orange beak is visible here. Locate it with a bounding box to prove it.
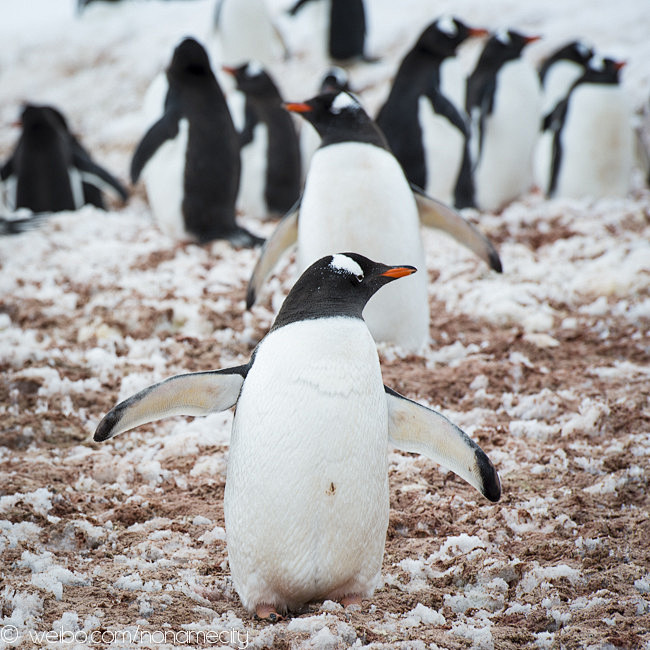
[222,65,237,76]
[468,27,489,38]
[284,102,313,113]
[381,266,417,279]
[613,60,627,71]
[525,35,542,44]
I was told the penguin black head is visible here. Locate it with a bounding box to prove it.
[18,104,70,145]
[539,39,595,83]
[222,61,280,100]
[582,55,626,85]
[284,91,387,148]
[481,29,541,65]
[168,37,213,82]
[417,16,488,58]
[319,66,351,94]
[270,253,417,331]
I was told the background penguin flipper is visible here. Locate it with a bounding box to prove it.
[130,112,180,184]
[385,386,501,502]
[94,367,247,442]
[413,188,502,272]
[246,204,299,308]
[73,152,129,204]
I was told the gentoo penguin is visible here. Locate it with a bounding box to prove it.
[223,62,301,219]
[131,38,262,246]
[538,40,595,119]
[94,251,501,620]
[375,16,488,208]
[246,91,502,352]
[213,0,289,67]
[466,29,542,212]
[1,104,128,214]
[542,56,634,199]
[288,0,370,62]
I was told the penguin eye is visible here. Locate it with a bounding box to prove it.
[353,274,363,284]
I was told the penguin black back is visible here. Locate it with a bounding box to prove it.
[329,0,366,61]
[270,253,416,331]
[539,40,594,85]
[225,62,302,216]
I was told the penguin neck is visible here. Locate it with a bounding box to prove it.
[389,49,442,101]
[319,118,388,150]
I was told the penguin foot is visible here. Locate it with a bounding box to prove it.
[255,604,284,623]
[225,227,265,249]
[338,593,363,608]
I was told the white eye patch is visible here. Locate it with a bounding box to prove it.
[245,60,264,77]
[495,29,511,45]
[330,92,360,114]
[437,15,458,37]
[330,254,364,278]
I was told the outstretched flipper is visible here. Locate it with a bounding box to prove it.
[413,186,502,273]
[385,386,501,502]
[94,366,248,442]
[246,202,299,308]
[131,111,181,184]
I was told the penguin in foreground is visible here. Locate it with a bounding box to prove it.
[131,38,262,246]
[541,56,634,199]
[247,91,502,352]
[466,29,542,212]
[94,252,501,620]
[1,104,128,215]
[375,16,488,208]
[223,62,301,219]
[288,0,370,62]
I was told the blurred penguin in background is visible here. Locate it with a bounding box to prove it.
[287,0,371,63]
[131,38,262,246]
[538,55,634,199]
[376,16,488,208]
[466,29,542,212]
[1,103,127,214]
[213,0,289,68]
[223,62,302,220]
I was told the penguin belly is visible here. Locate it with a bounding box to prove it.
[533,129,554,195]
[238,122,268,219]
[225,318,389,613]
[541,60,584,117]
[419,96,465,205]
[297,143,429,351]
[439,57,466,113]
[474,60,542,211]
[555,85,633,199]
[141,119,189,240]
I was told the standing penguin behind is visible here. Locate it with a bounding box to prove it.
[247,91,502,352]
[540,56,634,199]
[466,29,542,212]
[222,62,301,220]
[213,0,289,68]
[375,16,488,208]
[131,38,262,246]
[1,103,128,215]
[287,0,369,62]
[94,251,501,620]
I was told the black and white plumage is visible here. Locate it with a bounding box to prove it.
[466,29,542,211]
[288,0,369,62]
[94,252,501,619]
[0,104,127,216]
[131,38,262,246]
[246,91,502,352]
[223,62,302,219]
[539,56,634,199]
[375,16,488,208]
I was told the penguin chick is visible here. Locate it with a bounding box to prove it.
[130,38,263,247]
[223,62,302,219]
[94,252,501,620]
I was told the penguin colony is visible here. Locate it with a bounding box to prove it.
[1,0,645,622]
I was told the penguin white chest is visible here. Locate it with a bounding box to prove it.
[225,318,390,613]
[238,122,268,219]
[298,142,429,351]
[141,118,189,240]
[474,60,542,211]
[556,85,633,198]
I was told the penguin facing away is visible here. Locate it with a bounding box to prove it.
[94,252,501,620]
[375,16,488,208]
[288,0,369,62]
[223,62,302,219]
[466,29,542,212]
[247,91,502,352]
[544,56,633,199]
[1,104,128,214]
[131,38,263,246]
